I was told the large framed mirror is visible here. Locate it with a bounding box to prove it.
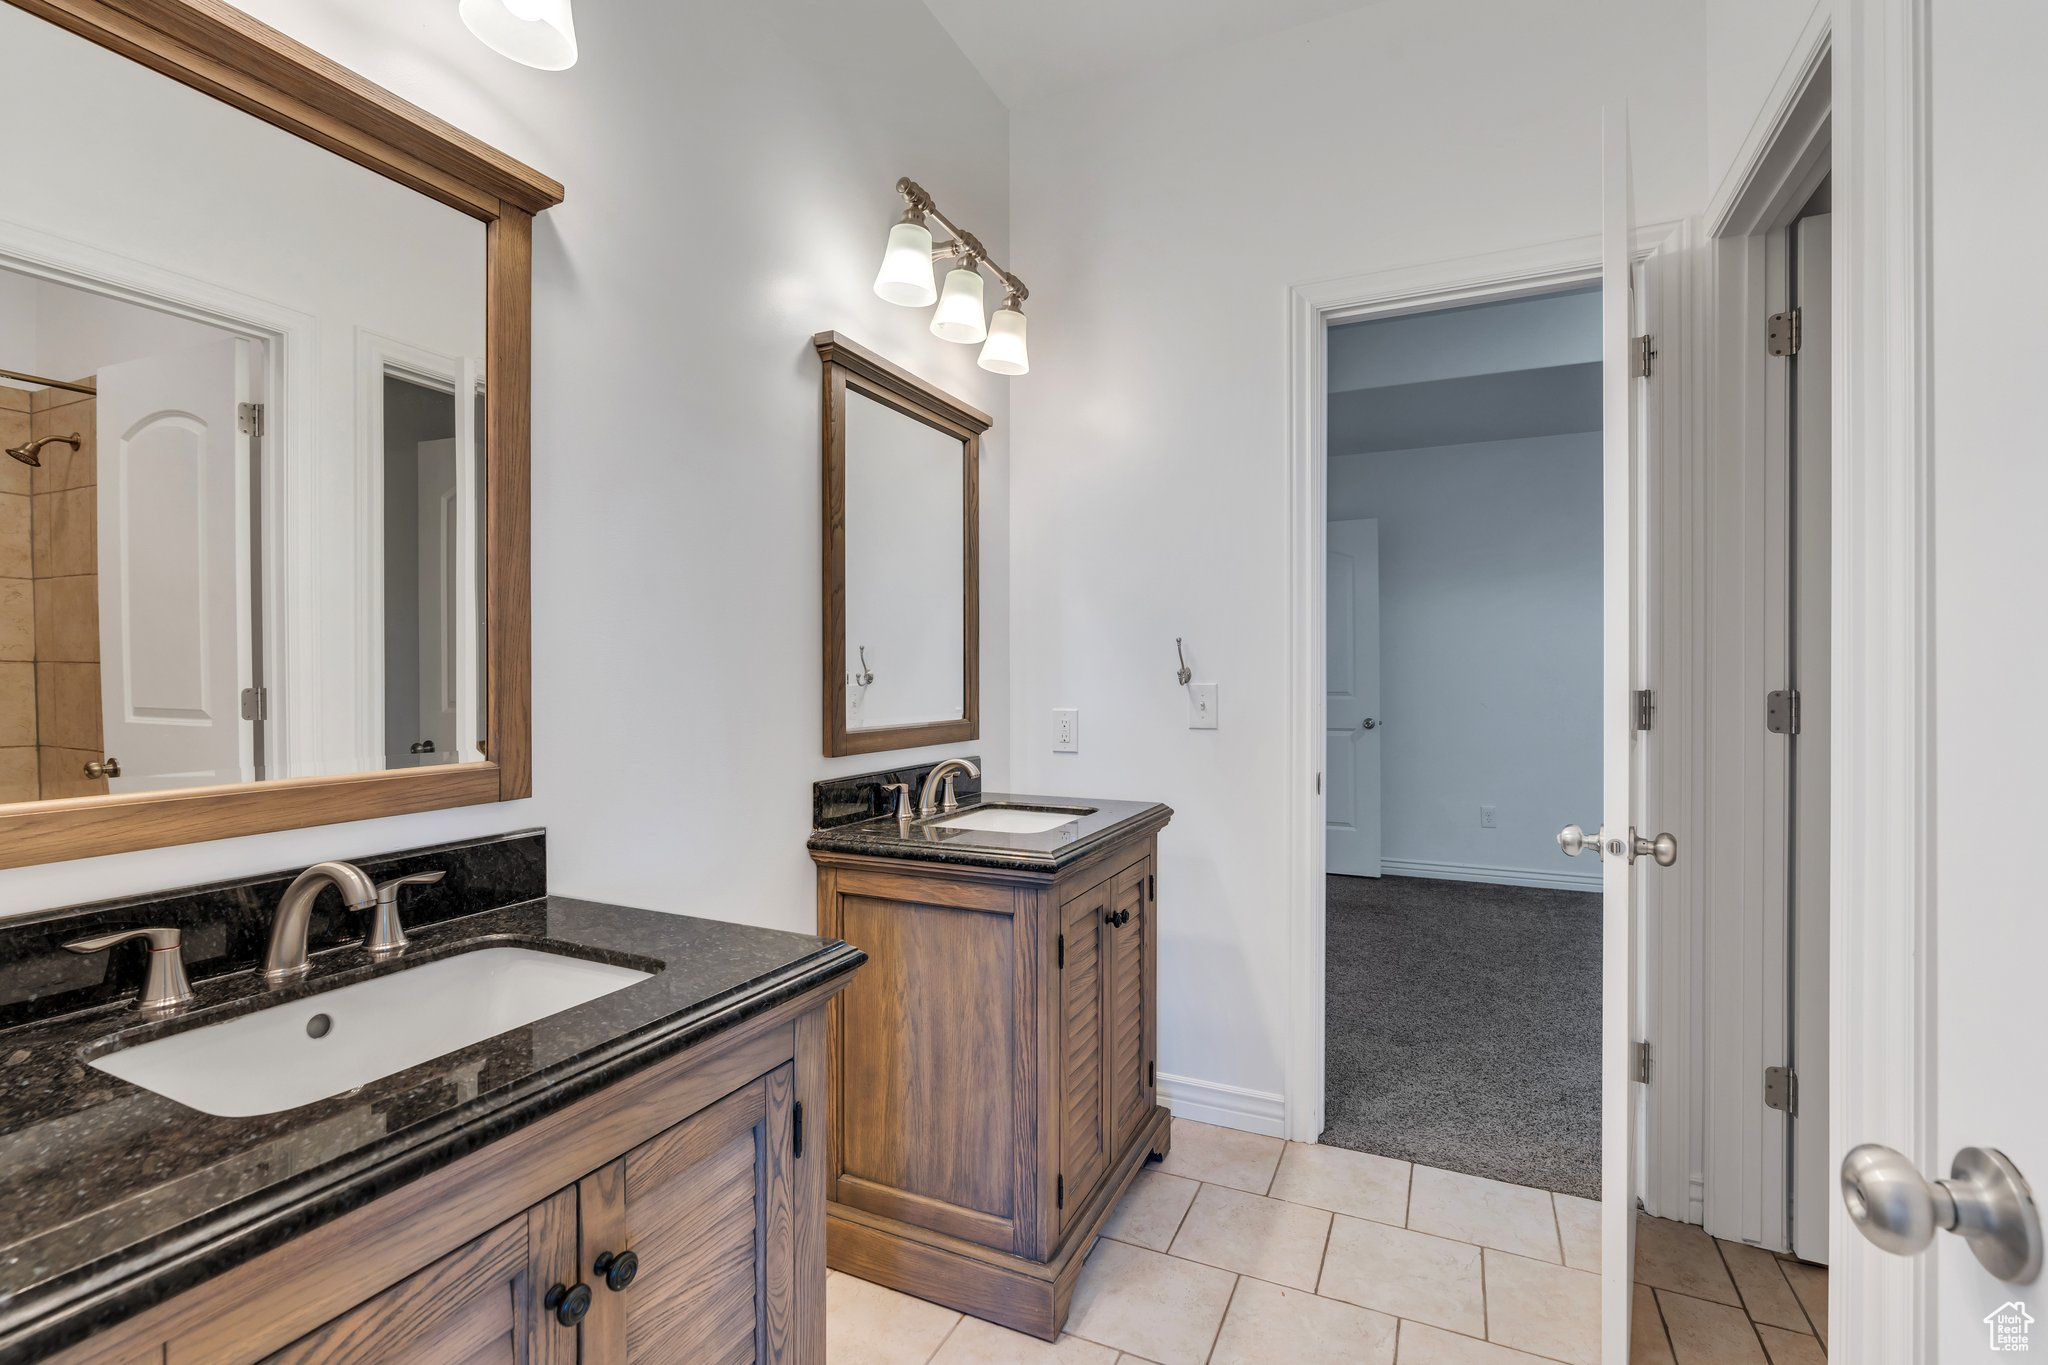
[0,0,561,868]
[815,333,986,757]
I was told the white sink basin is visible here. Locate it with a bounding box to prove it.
[90,947,651,1117]
[934,807,1088,835]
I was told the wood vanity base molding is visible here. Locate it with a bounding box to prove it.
[812,814,1170,1340]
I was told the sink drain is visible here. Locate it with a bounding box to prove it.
[306,1013,333,1039]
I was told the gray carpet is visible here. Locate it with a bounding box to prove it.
[1322,874,1602,1199]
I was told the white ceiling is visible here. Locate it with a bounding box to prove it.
[919,0,1386,109]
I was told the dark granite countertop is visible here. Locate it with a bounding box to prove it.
[807,792,1172,871]
[0,896,863,1362]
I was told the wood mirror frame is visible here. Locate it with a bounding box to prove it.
[0,0,562,870]
[815,332,987,758]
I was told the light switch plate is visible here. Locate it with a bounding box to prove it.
[1480,805,1496,829]
[1053,708,1080,753]
[1188,683,1219,730]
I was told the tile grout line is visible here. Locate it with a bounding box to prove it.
[1201,1274,1242,1365]
[1712,1233,1786,1361]
[1312,1205,1337,1296]
[1775,1254,1826,1343]
[920,1311,965,1364]
[1648,1285,1680,1365]
[1548,1191,1565,1265]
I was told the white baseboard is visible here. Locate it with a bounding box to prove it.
[1377,857,1601,893]
[1157,1072,1288,1138]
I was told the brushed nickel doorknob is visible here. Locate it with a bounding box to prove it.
[1362,717,1378,730]
[1557,824,1601,858]
[1632,830,1679,867]
[1842,1144,2043,1283]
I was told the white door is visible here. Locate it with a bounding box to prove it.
[1789,212,1832,1266]
[1594,105,1653,1361]
[414,436,459,762]
[96,338,253,792]
[1326,517,1382,877]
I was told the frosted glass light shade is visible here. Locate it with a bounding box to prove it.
[460,0,578,70]
[978,305,1029,374]
[873,221,937,307]
[930,265,988,344]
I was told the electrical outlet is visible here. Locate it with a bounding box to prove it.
[1480,805,1497,829]
[1053,708,1080,753]
[1188,683,1219,730]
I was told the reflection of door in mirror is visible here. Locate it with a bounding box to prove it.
[0,0,491,808]
[377,372,482,770]
[843,394,966,732]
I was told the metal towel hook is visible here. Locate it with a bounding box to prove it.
[854,646,875,687]
[1175,639,1192,687]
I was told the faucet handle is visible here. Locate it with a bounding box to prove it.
[64,927,193,1015]
[882,782,912,818]
[365,870,443,959]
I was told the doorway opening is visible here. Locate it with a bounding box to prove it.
[1321,286,1606,1199]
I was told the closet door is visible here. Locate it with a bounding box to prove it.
[1104,860,1153,1157]
[1057,877,1111,1232]
[579,1068,799,1365]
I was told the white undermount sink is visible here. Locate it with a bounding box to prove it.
[933,807,1090,835]
[89,946,651,1118]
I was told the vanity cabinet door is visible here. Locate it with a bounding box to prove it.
[578,1066,799,1365]
[1104,861,1154,1157]
[1056,877,1112,1232]
[257,1188,576,1365]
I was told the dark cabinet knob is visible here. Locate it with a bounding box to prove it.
[594,1248,639,1292]
[545,1281,592,1326]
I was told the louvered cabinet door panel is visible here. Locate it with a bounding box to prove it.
[1057,878,1111,1232]
[587,1068,797,1365]
[257,1190,568,1365]
[1105,864,1152,1156]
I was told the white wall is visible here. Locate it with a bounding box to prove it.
[1007,0,1706,1111]
[0,0,1012,928]
[1703,0,1827,212]
[1330,433,1601,887]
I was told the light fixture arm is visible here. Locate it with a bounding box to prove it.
[898,178,1028,305]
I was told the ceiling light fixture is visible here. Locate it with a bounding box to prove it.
[871,178,1030,376]
[460,0,578,70]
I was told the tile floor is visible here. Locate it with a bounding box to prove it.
[825,1117,1829,1365]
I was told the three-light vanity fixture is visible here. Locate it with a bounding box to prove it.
[460,0,578,70]
[873,178,1030,375]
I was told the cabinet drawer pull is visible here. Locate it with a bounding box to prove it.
[545,1281,593,1326]
[594,1248,639,1292]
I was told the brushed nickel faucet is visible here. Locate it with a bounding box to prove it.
[365,871,445,960]
[917,757,981,819]
[263,861,377,985]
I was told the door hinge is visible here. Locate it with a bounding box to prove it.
[237,401,266,437]
[1057,933,1065,969]
[1764,1065,1799,1115]
[1634,689,1655,732]
[792,1100,805,1158]
[1315,772,1323,795]
[1635,1040,1652,1084]
[1766,689,1802,735]
[1148,1060,1155,1089]
[239,686,268,722]
[1766,309,1803,357]
[1148,873,1155,902]
[1631,333,1657,378]
[1057,1174,1064,1210]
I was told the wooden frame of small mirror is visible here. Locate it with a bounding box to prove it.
[0,0,561,869]
[815,332,987,757]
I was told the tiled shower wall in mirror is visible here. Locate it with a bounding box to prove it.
[0,381,106,803]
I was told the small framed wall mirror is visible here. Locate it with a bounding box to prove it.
[0,0,559,867]
[815,333,987,757]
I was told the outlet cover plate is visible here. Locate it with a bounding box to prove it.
[1053,708,1079,753]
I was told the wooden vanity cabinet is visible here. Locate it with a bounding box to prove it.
[813,818,1170,1340]
[54,984,847,1365]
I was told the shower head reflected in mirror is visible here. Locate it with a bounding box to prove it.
[5,433,79,468]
